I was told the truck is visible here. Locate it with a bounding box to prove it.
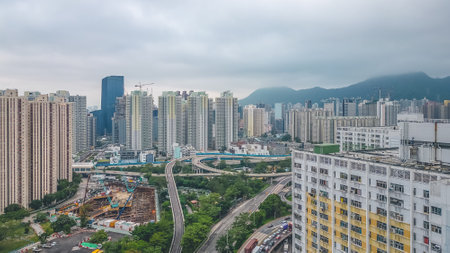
[283,242,289,253]
[245,238,258,253]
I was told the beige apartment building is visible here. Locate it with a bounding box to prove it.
[0,90,72,214]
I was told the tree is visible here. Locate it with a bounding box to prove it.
[39,232,49,244]
[90,230,108,244]
[254,162,267,173]
[0,229,7,241]
[42,194,55,206]
[35,212,48,223]
[51,215,76,233]
[29,199,42,210]
[181,223,209,253]
[259,194,290,219]
[217,160,227,170]
[4,204,22,213]
[280,134,291,142]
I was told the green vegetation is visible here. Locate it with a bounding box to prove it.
[29,173,83,210]
[207,158,291,174]
[34,212,48,223]
[173,161,193,174]
[177,175,268,253]
[281,134,292,142]
[0,219,38,253]
[90,230,108,244]
[51,215,76,234]
[102,201,174,253]
[216,194,291,253]
[41,221,54,235]
[0,204,30,222]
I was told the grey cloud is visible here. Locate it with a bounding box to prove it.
[0,0,449,106]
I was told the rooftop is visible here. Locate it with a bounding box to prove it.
[297,147,450,174]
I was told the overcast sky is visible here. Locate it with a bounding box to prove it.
[1,0,449,106]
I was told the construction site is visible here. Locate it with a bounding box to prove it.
[57,174,159,232]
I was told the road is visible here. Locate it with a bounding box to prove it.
[279,187,292,206]
[166,160,184,253]
[76,169,291,178]
[197,176,291,253]
[237,216,291,253]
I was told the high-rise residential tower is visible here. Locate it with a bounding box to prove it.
[69,95,88,153]
[125,90,153,151]
[215,91,239,150]
[100,76,124,135]
[186,92,209,151]
[158,91,183,156]
[0,90,72,214]
[243,104,266,137]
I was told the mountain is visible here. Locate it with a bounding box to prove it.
[239,72,450,105]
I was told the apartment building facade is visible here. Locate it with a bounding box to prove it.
[292,149,450,253]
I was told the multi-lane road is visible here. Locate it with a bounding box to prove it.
[197,176,291,253]
[165,160,185,253]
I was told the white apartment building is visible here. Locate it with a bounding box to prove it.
[336,126,400,152]
[187,92,209,151]
[158,91,183,156]
[215,91,239,149]
[399,120,450,165]
[292,149,450,253]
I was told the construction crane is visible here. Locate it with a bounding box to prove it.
[135,82,155,92]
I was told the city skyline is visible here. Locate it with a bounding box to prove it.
[1,1,450,106]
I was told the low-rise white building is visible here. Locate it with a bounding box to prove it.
[336,126,400,152]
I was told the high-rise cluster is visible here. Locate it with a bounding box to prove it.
[0,90,73,213]
[155,90,238,156]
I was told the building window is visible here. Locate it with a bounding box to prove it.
[390,197,403,207]
[390,225,404,236]
[423,190,429,198]
[340,172,348,179]
[340,221,348,228]
[350,187,361,195]
[376,194,387,202]
[390,240,404,250]
[376,207,387,216]
[340,232,348,241]
[311,166,317,172]
[423,221,429,229]
[350,175,361,182]
[390,183,404,193]
[319,179,328,187]
[351,225,362,234]
[377,221,387,230]
[424,205,430,214]
[423,236,429,245]
[376,180,387,188]
[431,206,442,216]
[376,234,387,244]
[390,211,403,222]
[431,224,442,234]
[319,168,328,175]
[350,237,362,247]
[351,212,362,221]
[340,197,348,204]
[351,200,362,208]
[431,243,442,253]
[340,184,348,191]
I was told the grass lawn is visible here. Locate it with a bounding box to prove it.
[0,220,38,253]
[41,221,54,234]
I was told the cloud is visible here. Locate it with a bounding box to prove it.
[0,0,449,106]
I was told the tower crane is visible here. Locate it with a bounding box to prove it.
[135,82,155,93]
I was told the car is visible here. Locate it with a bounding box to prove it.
[51,242,56,246]
[268,224,273,228]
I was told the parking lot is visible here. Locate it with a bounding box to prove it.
[40,231,125,253]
